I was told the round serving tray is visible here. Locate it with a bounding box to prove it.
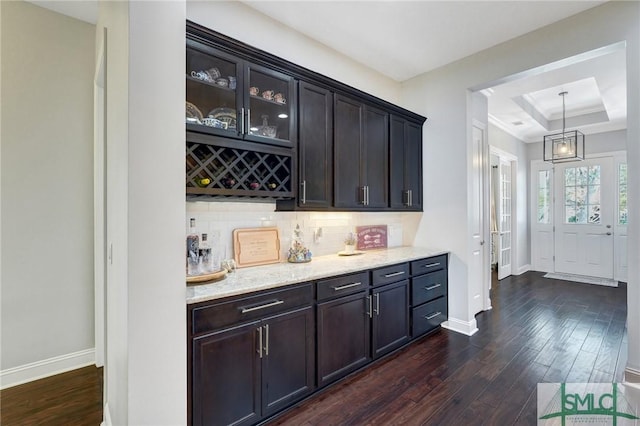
[186,269,227,285]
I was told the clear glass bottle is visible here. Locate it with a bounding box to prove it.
[199,233,213,273]
[186,218,200,276]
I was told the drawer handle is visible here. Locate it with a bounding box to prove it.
[423,262,440,268]
[424,311,442,320]
[384,271,405,278]
[332,282,362,291]
[240,300,284,314]
[425,283,442,291]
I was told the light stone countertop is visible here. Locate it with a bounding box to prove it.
[186,246,448,304]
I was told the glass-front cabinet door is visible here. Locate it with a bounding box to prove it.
[186,42,242,138]
[244,64,295,147]
[186,39,296,148]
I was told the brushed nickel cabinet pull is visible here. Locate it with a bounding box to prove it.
[247,109,251,135]
[367,295,373,318]
[332,282,362,291]
[409,190,413,207]
[423,262,440,268]
[264,324,269,356]
[384,271,405,278]
[425,283,442,291]
[301,180,307,204]
[240,107,245,134]
[257,327,263,358]
[374,293,380,315]
[240,300,284,314]
[424,311,441,320]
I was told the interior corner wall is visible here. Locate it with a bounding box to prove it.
[399,1,639,338]
[97,0,130,423]
[1,0,95,377]
[488,124,531,272]
[186,1,401,105]
[128,1,186,424]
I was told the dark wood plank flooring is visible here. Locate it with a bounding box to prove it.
[0,272,627,425]
[269,271,628,426]
[0,365,102,426]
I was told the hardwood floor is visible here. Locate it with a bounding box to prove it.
[268,271,628,426]
[0,272,627,425]
[0,366,102,426]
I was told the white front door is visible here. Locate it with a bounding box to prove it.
[554,157,615,278]
[497,159,512,280]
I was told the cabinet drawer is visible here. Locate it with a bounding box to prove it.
[411,255,447,275]
[412,297,447,337]
[317,272,370,301]
[411,270,447,306]
[191,283,313,335]
[371,263,409,287]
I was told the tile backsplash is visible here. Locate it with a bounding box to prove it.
[186,201,422,261]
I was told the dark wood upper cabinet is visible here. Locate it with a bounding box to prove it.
[186,39,296,148]
[296,81,333,209]
[334,95,389,209]
[334,95,364,208]
[186,21,426,207]
[390,115,423,210]
[363,105,389,208]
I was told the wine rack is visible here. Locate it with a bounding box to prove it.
[186,137,293,200]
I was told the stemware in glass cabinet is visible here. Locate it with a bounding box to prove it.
[245,67,294,146]
[186,45,240,137]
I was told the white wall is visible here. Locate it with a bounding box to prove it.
[96,2,129,422]
[489,124,530,272]
[400,0,639,362]
[1,0,95,384]
[127,2,186,423]
[98,1,187,424]
[186,1,401,104]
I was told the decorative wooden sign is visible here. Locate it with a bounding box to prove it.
[356,225,388,251]
[233,227,281,268]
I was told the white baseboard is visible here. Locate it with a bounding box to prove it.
[102,402,112,426]
[625,367,640,384]
[516,264,532,275]
[0,348,95,389]
[442,317,479,336]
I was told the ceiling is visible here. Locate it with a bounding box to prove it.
[486,46,627,142]
[29,0,626,141]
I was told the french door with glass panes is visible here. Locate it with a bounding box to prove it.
[554,157,614,278]
[497,159,512,280]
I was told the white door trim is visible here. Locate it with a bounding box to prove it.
[472,119,491,313]
[94,33,106,369]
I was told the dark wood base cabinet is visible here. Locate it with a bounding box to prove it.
[317,291,371,387]
[188,255,447,426]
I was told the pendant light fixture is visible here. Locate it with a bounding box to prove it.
[543,91,585,163]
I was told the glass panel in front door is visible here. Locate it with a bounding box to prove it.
[619,163,628,225]
[538,170,551,224]
[564,165,601,224]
